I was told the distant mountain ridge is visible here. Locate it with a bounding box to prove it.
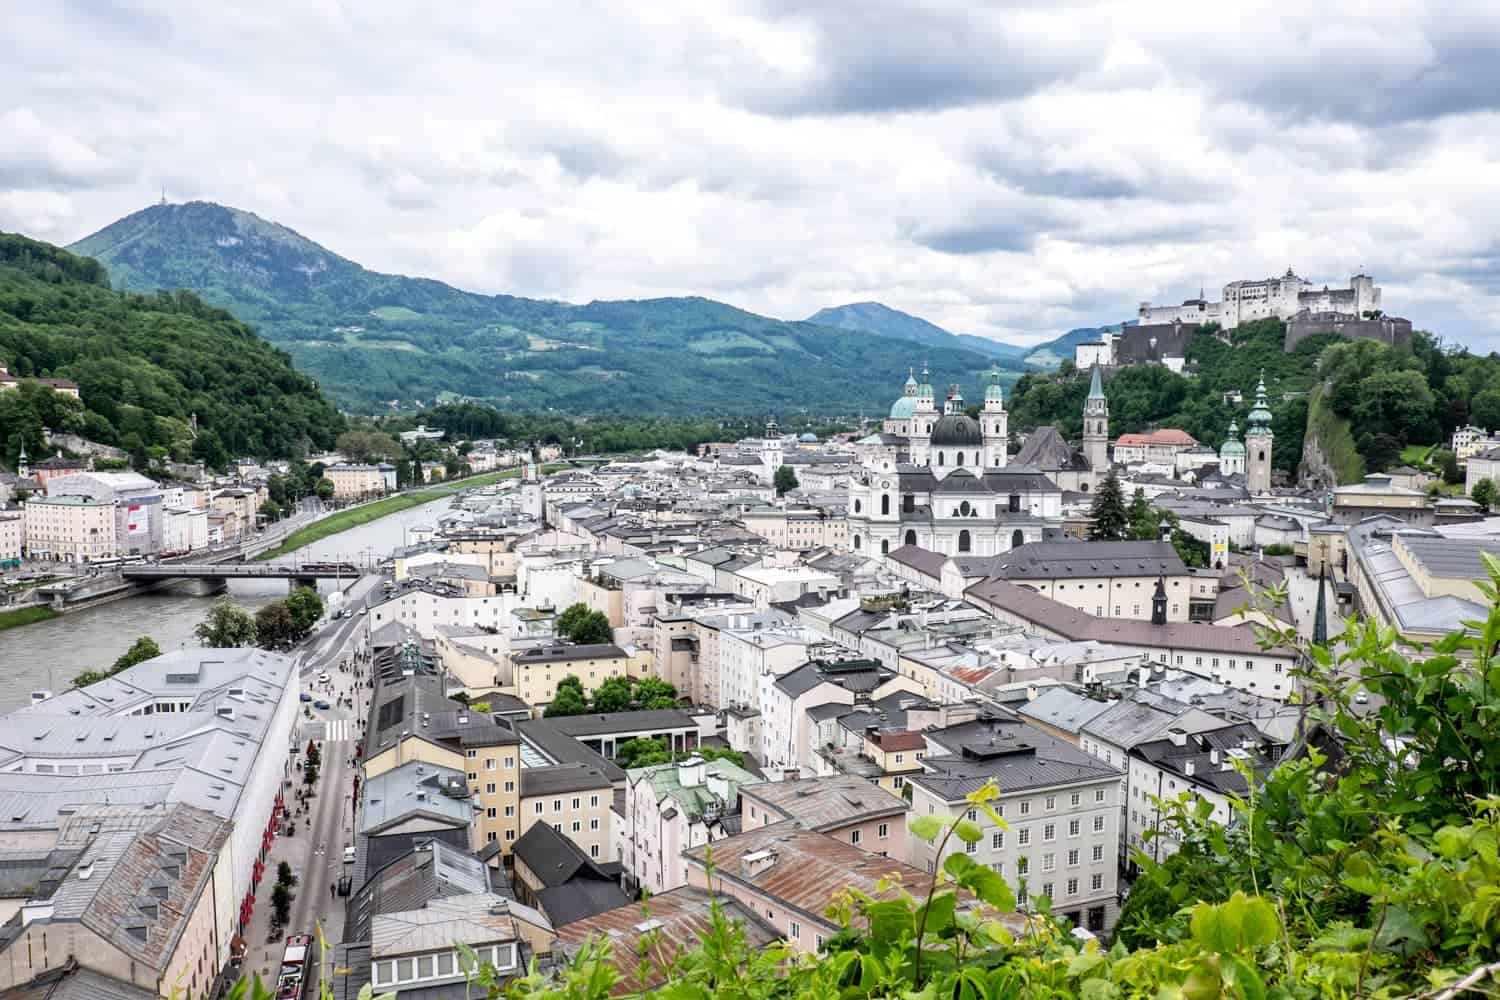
[69,201,1019,416]
[1022,324,1130,368]
[806,302,1031,362]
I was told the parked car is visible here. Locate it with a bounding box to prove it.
[343,845,356,864]
[314,699,331,710]
[299,692,313,703]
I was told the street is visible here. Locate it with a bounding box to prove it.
[238,573,380,993]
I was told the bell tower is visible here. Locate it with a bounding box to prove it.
[1244,373,1274,494]
[1082,364,1109,476]
[981,367,1008,469]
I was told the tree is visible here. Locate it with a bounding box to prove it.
[634,677,678,710]
[614,737,673,769]
[314,476,335,501]
[1126,488,1156,540]
[276,860,297,887]
[1471,388,1500,431]
[194,597,256,647]
[1087,469,1127,540]
[336,429,400,464]
[469,700,492,713]
[773,464,799,495]
[259,499,282,522]
[570,610,614,645]
[255,602,298,650]
[555,602,590,638]
[1473,477,1497,512]
[284,587,324,637]
[591,676,634,714]
[112,635,161,671]
[1440,449,1462,484]
[270,882,292,925]
[544,684,589,717]
[697,746,745,767]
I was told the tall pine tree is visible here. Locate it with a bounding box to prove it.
[1088,469,1128,540]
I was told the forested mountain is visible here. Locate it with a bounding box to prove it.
[1008,317,1500,481]
[0,232,343,468]
[69,202,1011,415]
[806,302,1031,362]
[1020,324,1128,368]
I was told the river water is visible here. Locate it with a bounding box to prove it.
[0,496,453,711]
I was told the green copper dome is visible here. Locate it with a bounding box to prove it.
[1219,420,1245,457]
[890,395,916,419]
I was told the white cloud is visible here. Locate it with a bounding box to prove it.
[1,0,1498,350]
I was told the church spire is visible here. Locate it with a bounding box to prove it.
[1087,362,1105,401]
[1312,566,1329,647]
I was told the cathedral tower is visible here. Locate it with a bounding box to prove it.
[981,367,1008,469]
[1244,373,1274,494]
[910,364,938,466]
[761,417,784,485]
[1082,364,1109,477]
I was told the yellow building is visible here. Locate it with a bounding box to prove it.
[506,643,629,710]
[22,494,116,563]
[327,463,396,499]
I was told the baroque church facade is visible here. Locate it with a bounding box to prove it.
[846,366,1098,558]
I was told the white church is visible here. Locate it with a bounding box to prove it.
[844,367,1075,558]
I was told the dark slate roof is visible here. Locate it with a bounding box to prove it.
[345,841,493,942]
[932,469,991,494]
[888,544,946,579]
[514,822,618,889]
[1129,723,1277,796]
[980,470,1064,491]
[987,540,1188,580]
[930,413,983,446]
[1013,427,1088,471]
[518,763,614,797]
[511,643,627,666]
[536,879,634,927]
[547,709,698,738]
[910,713,1120,800]
[514,720,626,783]
[0,963,155,1000]
[772,663,826,699]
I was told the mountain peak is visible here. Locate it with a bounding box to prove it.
[808,301,1031,362]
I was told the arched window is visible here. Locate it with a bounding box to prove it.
[1012,529,1024,549]
[958,530,971,553]
[1258,450,1266,462]
[937,452,945,466]
[880,539,889,555]
[881,495,890,516]
[853,499,861,513]
[904,530,916,546]
[903,493,914,513]
[956,452,964,466]
[853,535,861,550]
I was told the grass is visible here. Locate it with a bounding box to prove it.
[1399,443,1437,467]
[0,606,60,632]
[254,465,565,561]
[1306,384,1365,485]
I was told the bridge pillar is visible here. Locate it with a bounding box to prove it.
[292,577,319,593]
[180,578,228,597]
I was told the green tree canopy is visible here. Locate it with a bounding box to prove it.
[255,602,298,650]
[284,586,324,636]
[1087,469,1127,540]
[194,597,256,647]
[773,464,798,495]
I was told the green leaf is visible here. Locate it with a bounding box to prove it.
[915,892,957,936]
[1067,950,1106,977]
[952,818,984,844]
[910,814,945,843]
[1226,955,1267,1000]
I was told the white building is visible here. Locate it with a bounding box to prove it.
[367,581,521,638]
[1138,270,1380,331]
[618,756,761,894]
[907,713,1123,934]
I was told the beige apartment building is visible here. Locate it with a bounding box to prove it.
[0,511,21,565]
[506,644,629,709]
[740,507,848,551]
[23,494,117,562]
[328,462,396,499]
[518,765,615,861]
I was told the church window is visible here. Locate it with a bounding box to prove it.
[1009,494,1021,512]
[904,530,916,546]
[956,452,964,465]
[853,499,861,513]
[1258,451,1266,461]
[937,452,945,466]
[881,495,890,516]
[853,535,861,550]
[958,530,971,553]
[1012,530,1024,549]
[959,500,971,517]
[903,493,914,513]
[881,539,889,555]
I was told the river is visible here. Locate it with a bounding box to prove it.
[0,496,453,711]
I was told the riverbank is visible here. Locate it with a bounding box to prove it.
[0,606,60,632]
[253,465,556,561]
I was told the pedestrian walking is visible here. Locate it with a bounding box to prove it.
[330,883,336,898]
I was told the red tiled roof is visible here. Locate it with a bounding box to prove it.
[872,730,928,752]
[1114,430,1198,447]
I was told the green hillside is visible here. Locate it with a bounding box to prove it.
[0,232,343,468]
[806,301,1031,362]
[69,202,1008,415]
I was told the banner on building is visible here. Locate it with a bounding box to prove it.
[126,505,148,535]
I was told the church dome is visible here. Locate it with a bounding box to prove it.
[889,396,916,419]
[930,413,983,446]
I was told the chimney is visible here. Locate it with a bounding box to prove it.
[782,767,800,782]
[1167,728,1187,747]
[677,756,706,788]
[1209,749,1219,765]
[1183,760,1195,777]
[742,848,778,879]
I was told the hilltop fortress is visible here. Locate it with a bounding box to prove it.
[1077,269,1412,370]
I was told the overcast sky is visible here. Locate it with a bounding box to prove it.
[4,1,1500,349]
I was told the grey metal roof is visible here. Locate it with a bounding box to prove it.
[913,715,1121,800]
[740,775,906,830]
[518,763,613,798]
[1015,688,1114,734]
[359,762,474,836]
[988,540,1188,580]
[1396,534,1500,579]
[546,710,698,739]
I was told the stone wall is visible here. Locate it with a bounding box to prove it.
[1285,313,1412,352]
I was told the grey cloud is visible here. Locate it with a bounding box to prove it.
[730,2,1101,115]
[910,218,1044,255]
